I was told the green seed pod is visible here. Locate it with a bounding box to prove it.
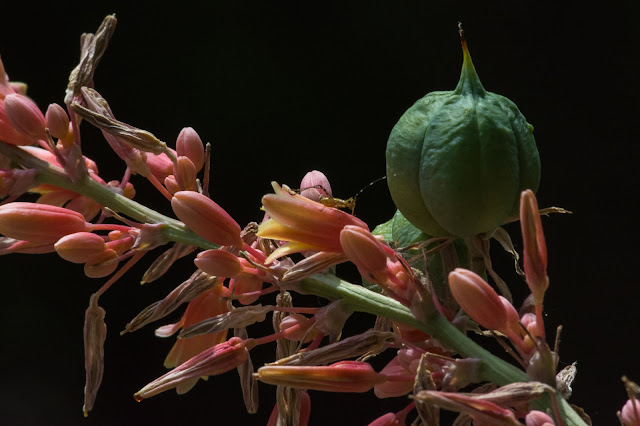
[386,31,540,237]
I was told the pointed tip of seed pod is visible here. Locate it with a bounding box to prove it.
[454,23,485,97]
[458,22,466,46]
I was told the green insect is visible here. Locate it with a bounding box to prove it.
[386,26,540,237]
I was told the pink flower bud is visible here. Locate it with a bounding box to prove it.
[45,103,70,139]
[448,268,508,332]
[525,410,556,426]
[174,156,198,191]
[164,175,181,195]
[279,314,316,342]
[195,249,243,277]
[300,170,332,201]
[257,361,386,393]
[55,232,107,264]
[146,151,175,182]
[621,398,640,426]
[520,190,549,305]
[176,127,204,172]
[0,104,35,145]
[0,202,91,244]
[171,191,243,247]
[340,225,387,274]
[3,93,46,140]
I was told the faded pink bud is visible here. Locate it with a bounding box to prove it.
[55,232,107,264]
[45,103,70,139]
[300,170,332,201]
[621,399,640,426]
[525,410,556,426]
[195,249,243,277]
[174,156,198,191]
[176,127,204,172]
[448,268,508,332]
[171,191,243,247]
[520,190,549,305]
[340,225,387,274]
[134,336,249,400]
[3,93,46,140]
[257,361,386,393]
[0,202,91,244]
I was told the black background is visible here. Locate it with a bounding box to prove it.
[1,1,638,425]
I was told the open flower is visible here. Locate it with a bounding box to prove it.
[257,182,368,264]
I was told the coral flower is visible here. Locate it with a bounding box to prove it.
[135,336,249,400]
[258,182,368,264]
[156,282,231,394]
[257,361,386,393]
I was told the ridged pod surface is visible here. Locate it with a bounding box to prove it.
[386,32,540,237]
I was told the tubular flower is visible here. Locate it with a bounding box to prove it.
[257,361,386,393]
[134,336,249,400]
[157,282,231,394]
[416,390,521,426]
[258,182,368,264]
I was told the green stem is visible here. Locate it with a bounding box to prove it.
[297,273,587,426]
[0,143,216,249]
